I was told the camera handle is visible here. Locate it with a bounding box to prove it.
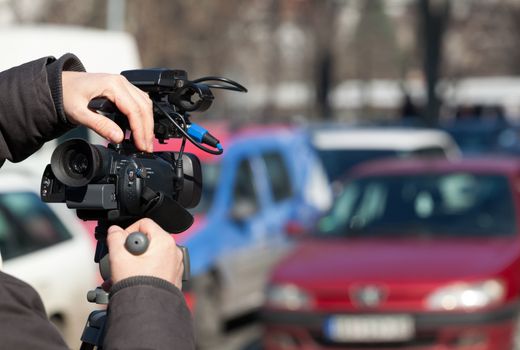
[97,233,190,282]
[80,225,190,350]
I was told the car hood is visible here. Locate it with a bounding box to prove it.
[271,237,520,287]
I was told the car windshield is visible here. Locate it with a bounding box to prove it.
[190,162,220,214]
[317,149,398,182]
[317,173,516,238]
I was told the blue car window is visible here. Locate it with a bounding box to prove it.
[262,152,292,202]
[232,159,259,216]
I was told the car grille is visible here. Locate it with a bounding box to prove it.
[314,284,431,310]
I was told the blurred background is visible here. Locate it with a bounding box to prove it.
[2,1,520,349]
[5,0,520,124]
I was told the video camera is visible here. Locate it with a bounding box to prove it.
[40,68,247,234]
[39,68,246,349]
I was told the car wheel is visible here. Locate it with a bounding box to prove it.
[193,272,223,348]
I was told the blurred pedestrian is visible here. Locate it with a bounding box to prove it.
[400,94,422,125]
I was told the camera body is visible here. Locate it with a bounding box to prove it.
[41,138,201,233]
[40,68,245,234]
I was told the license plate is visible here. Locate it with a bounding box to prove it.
[324,315,415,342]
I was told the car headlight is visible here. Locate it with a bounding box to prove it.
[426,279,505,311]
[266,284,312,310]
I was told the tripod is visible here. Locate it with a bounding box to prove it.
[78,220,189,350]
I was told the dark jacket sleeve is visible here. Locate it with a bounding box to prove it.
[0,273,196,350]
[0,54,84,163]
[104,276,196,350]
[0,271,68,349]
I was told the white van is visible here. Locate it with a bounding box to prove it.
[0,24,140,73]
[0,24,141,176]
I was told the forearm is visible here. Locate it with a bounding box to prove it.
[104,276,195,350]
[0,272,69,349]
[0,54,84,163]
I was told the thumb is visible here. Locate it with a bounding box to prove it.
[81,110,125,144]
[106,225,126,248]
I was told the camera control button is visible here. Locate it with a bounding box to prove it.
[136,168,147,178]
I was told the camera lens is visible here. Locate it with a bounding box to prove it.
[69,152,89,175]
[51,139,103,187]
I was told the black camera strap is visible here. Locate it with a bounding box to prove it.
[140,186,194,233]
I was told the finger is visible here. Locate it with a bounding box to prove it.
[125,84,154,152]
[79,109,125,143]
[174,247,184,288]
[124,218,164,240]
[113,90,149,152]
[102,279,113,292]
[129,89,153,151]
[106,225,128,248]
[103,77,149,152]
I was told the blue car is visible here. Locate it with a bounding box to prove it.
[175,125,331,342]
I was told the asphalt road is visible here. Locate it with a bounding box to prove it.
[213,324,263,350]
[211,313,263,350]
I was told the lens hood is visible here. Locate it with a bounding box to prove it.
[50,139,102,187]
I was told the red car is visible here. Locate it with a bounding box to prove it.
[263,157,520,350]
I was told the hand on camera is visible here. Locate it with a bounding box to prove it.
[61,71,154,152]
[106,218,184,289]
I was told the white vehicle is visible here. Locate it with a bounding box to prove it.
[0,24,140,73]
[310,126,461,185]
[0,172,97,348]
[0,24,141,177]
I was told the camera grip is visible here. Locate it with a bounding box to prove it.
[99,233,190,283]
[124,232,190,281]
[178,245,190,282]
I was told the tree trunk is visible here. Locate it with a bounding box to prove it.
[420,0,450,127]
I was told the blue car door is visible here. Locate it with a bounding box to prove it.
[242,150,296,292]
[216,154,273,317]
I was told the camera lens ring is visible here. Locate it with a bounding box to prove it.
[67,150,90,175]
[51,139,101,187]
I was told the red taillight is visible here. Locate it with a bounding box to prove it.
[284,221,306,238]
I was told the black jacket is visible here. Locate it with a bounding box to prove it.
[0,55,195,349]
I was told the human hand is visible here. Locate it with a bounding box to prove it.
[61,71,154,152]
[106,218,184,289]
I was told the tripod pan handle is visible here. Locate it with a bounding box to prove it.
[123,232,190,281]
[125,232,149,255]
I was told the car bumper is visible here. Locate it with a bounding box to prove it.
[262,305,519,350]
